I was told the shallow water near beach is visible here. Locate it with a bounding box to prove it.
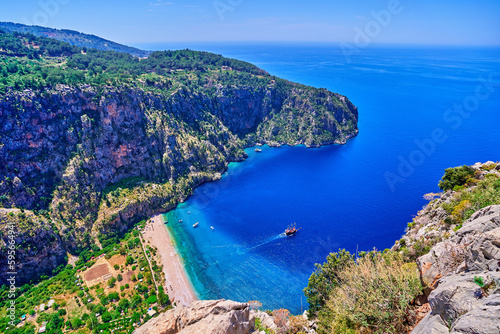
[156,43,500,313]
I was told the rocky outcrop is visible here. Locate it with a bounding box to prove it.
[133,300,255,334]
[416,205,500,287]
[0,209,67,285]
[410,204,500,333]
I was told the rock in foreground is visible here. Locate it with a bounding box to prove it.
[133,300,255,334]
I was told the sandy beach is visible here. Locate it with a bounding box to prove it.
[143,214,197,307]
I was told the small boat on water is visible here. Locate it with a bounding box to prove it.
[285,223,301,236]
[255,148,262,152]
[210,226,214,230]
[179,219,183,223]
[193,222,199,228]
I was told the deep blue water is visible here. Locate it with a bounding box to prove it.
[143,43,500,313]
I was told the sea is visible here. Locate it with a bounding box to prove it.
[136,42,500,313]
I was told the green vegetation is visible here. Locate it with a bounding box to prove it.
[0,221,170,334]
[474,276,485,288]
[303,250,354,318]
[438,165,475,191]
[0,21,149,57]
[440,173,500,226]
[307,251,422,334]
[0,29,268,95]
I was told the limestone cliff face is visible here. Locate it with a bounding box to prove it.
[0,209,66,285]
[392,161,500,333]
[0,80,358,284]
[133,300,255,334]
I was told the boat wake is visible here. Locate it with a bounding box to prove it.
[247,234,286,251]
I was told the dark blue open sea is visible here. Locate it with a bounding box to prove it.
[141,42,500,313]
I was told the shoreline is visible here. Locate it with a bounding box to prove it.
[143,214,198,307]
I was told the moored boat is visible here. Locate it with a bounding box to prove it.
[255,148,262,152]
[193,222,199,228]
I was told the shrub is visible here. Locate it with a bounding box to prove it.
[474,276,485,287]
[108,277,117,288]
[318,251,422,334]
[304,249,355,318]
[272,309,290,328]
[451,200,471,223]
[147,295,157,304]
[288,314,309,334]
[438,165,475,191]
[101,311,112,323]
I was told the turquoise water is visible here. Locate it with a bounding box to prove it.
[155,44,500,313]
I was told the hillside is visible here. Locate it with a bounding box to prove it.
[0,29,359,285]
[301,161,500,334]
[0,21,149,57]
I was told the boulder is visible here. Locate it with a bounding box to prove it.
[133,300,255,334]
[450,294,500,334]
[250,310,278,332]
[465,226,500,272]
[416,205,500,286]
[428,273,486,324]
[411,313,449,334]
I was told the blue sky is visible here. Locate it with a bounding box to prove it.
[0,0,499,47]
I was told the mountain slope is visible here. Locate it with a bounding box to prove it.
[0,21,149,57]
[0,30,358,284]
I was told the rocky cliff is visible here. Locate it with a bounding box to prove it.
[392,161,500,333]
[0,49,358,284]
[132,299,315,334]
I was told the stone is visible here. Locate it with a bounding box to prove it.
[416,205,500,287]
[133,300,255,334]
[465,226,500,272]
[410,313,449,334]
[450,294,500,334]
[250,310,277,332]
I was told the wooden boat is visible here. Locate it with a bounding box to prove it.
[193,222,199,228]
[285,223,301,236]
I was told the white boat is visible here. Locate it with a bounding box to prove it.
[193,222,199,228]
[255,148,262,152]
[210,226,214,230]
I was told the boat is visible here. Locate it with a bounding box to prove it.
[193,222,199,228]
[179,219,183,223]
[210,226,214,230]
[255,148,262,152]
[285,223,301,236]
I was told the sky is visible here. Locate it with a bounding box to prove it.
[0,0,499,47]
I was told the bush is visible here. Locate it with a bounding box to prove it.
[304,249,355,317]
[101,311,112,323]
[317,251,422,334]
[438,165,475,191]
